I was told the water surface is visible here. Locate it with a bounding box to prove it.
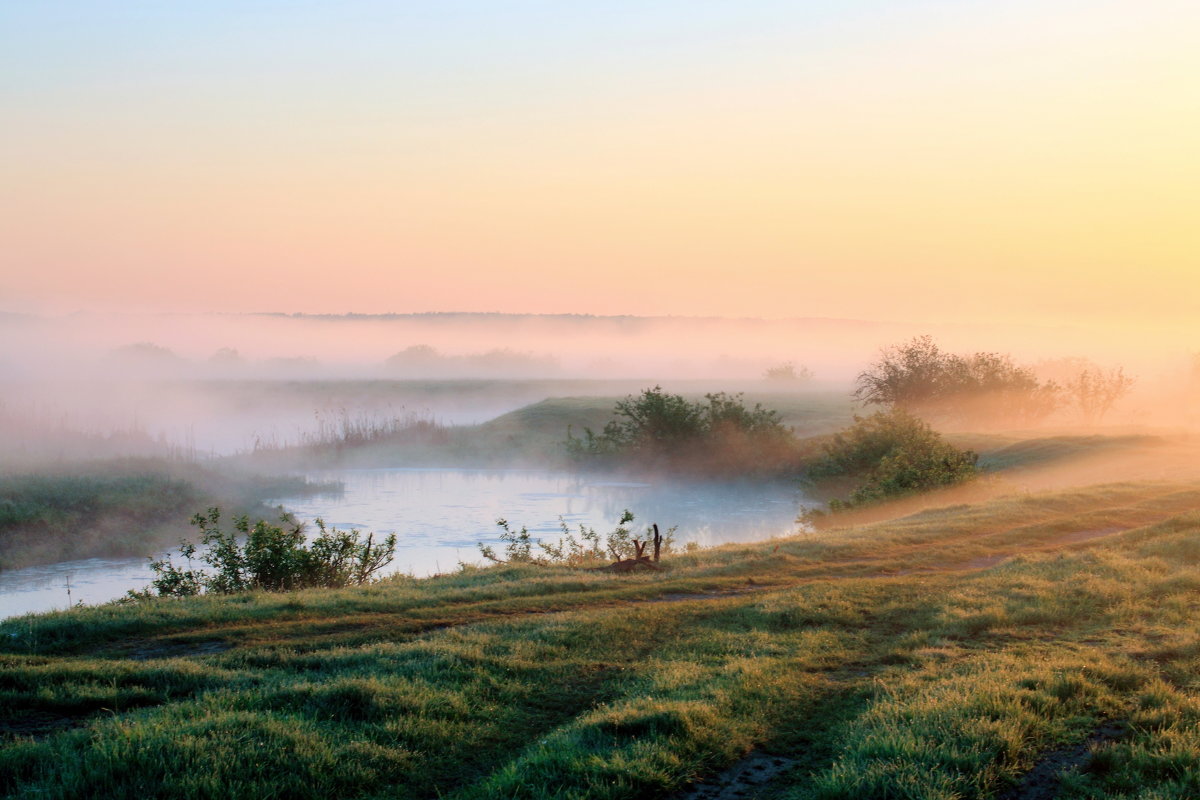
[0,468,809,618]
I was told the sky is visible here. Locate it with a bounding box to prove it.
[1,1,1198,335]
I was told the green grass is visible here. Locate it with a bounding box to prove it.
[4,481,1200,797]
[0,460,335,571]
[972,434,1165,472]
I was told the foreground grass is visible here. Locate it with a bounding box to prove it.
[4,481,1200,798]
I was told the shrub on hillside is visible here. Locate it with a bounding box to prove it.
[566,386,797,474]
[809,409,978,508]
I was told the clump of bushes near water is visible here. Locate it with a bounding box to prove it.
[132,508,396,598]
[566,386,799,475]
[807,408,979,511]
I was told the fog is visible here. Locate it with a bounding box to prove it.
[2,308,1198,617]
[3,309,1187,382]
[0,310,1196,460]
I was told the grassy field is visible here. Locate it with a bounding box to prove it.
[4,479,1200,798]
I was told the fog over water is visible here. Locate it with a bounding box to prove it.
[1,309,1197,620]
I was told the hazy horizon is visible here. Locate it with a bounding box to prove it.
[2,2,1197,457]
[3,2,1198,338]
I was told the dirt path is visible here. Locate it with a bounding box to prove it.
[998,722,1127,800]
[675,752,799,800]
[122,525,1133,659]
[662,526,1134,800]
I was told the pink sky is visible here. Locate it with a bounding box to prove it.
[2,2,1197,338]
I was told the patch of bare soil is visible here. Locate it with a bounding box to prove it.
[676,751,799,800]
[128,639,231,660]
[0,710,77,738]
[641,584,762,604]
[998,722,1127,800]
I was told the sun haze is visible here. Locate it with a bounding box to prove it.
[2,1,1198,341]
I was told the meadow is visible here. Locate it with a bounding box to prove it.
[4,477,1200,798]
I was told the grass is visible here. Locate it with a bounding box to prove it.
[972,434,1166,472]
[0,459,336,571]
[4,480,1200,797]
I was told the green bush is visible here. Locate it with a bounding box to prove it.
[137,508,396,597]
[810,409,978,508]
[566,386,797,475]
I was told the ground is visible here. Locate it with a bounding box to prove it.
[4,476,1200,798]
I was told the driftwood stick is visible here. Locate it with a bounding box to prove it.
[587,557,661,573]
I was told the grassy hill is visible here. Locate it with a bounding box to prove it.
[4,480,1200,798]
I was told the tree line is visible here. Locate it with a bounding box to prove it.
[854,336,1134,427]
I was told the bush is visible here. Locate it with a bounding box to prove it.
[566,386,797,474]
[137,508,396,597]
[809,409,978,508]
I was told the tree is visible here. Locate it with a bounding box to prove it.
[763,361,814,382]
[854,336,1060,426]
[854,335,950,411]
[952,351,1061,424]
[608,386,708,452]
[208,347,243,365]
[1065,367,1134,424]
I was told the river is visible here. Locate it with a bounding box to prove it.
[0,468,810,618]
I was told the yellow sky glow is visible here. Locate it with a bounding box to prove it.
[1,2,1197,336]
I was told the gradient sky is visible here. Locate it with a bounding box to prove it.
[1,1,1197,331]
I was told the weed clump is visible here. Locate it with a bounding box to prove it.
[135,507,396,597]
[479,510,675,567]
